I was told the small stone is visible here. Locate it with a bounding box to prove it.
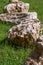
[23,58,38,65]
[4,1,29,13]
[39,57,43,65]
[4,3,17,13]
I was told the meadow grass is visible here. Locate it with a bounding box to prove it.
[0,0,43,65]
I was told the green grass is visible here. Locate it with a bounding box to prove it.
[22,0,43,23]
[0,0,43,65]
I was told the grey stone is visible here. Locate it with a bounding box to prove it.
[23,57,38,65]
[8,14,40,46]
[4,1,29,13]
[0,12,38,24]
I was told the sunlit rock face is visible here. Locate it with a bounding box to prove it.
[0,12,37,24]
[8,12,40,46]
[23,57,43,65]
[4,1,29,13]
[0,0,43,64]
[39,57,43,65]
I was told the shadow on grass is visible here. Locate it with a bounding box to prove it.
[0,37,26,49]
[0,37,9,46]
[0,37,35,50]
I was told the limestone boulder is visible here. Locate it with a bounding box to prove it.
[4,3,17,13]
[39,57,43,65]
[23,57,38,65]
[4,1,29,13]
[8,16,40,46]
[36,35,43,51]
[0,12,37,24]
[0,12,40,46]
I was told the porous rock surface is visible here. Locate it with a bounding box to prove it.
[0,0,43,65]
[4,1,29,13]
[23,57,43,65]
[0,0,41,46]
[0,12,37,24]
[8,13,40,46]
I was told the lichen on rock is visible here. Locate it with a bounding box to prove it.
[8,13,40,46]
[4,1,29,13]
[0,12,37,24]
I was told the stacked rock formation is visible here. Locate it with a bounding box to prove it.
[0,0,43,65]
[0,0,41,46]
[4,1,29,13]
[8,17,40,46]
[23,57,43,65]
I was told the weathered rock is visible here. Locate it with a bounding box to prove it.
[36,35,43,45]
[39,57,43,65]
[0,12,40,46]
[4,3,17,13]
[0,0,43,64]
[29,35,43,60]
[17,1,29,12]
[0,12,37,24]
[8,15,40,46]
[4,1,29,13]
[23,57,43,65]
[23,57,38,65]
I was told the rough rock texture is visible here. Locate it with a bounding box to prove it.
[8,13,40,46]
[23,35,43,65]
[23,57,38,65]
[0,12,40,46]
[0,12,37,24]
[4,1,29,13]
[39,57,43,65]
[23,57,43,65]
[0,0,43,64]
